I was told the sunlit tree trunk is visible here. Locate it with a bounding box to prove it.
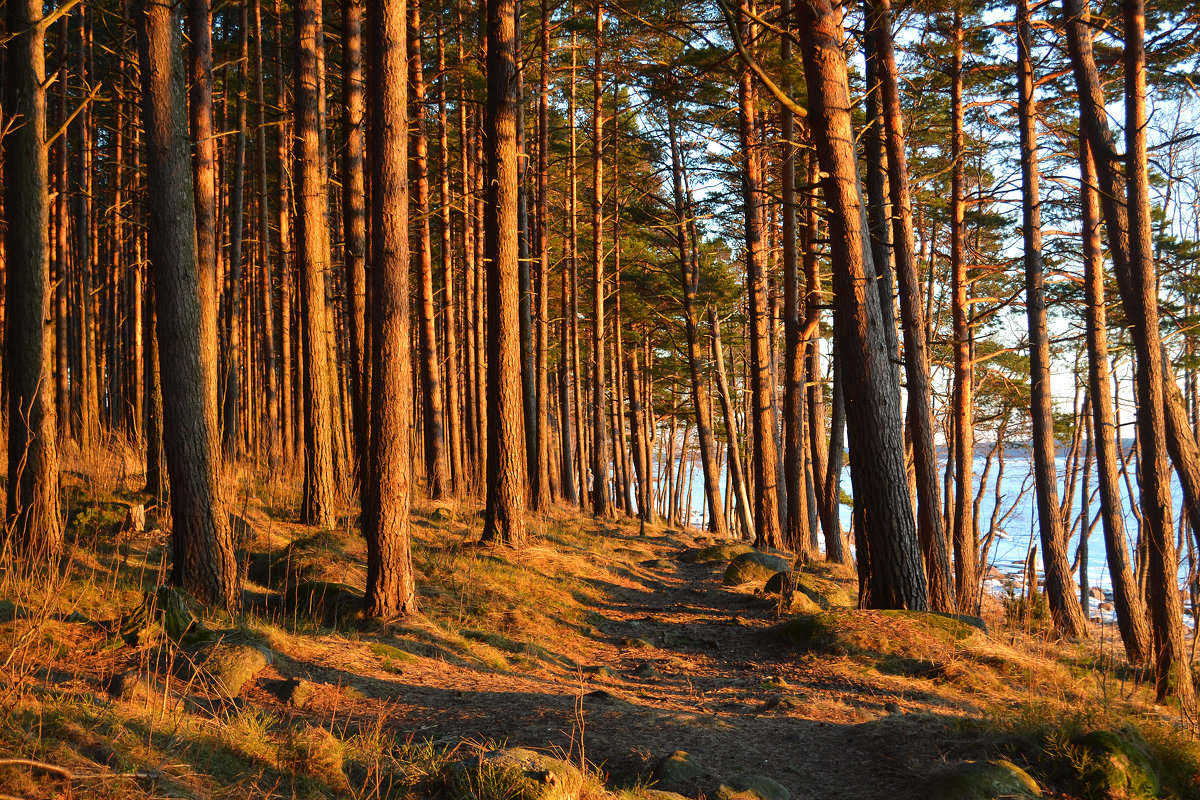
[363,0,417,618]
[3,0,64,559]
[135,0,237,608]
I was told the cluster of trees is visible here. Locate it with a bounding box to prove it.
[3,0,1200,704]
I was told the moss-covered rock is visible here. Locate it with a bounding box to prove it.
[286,580,364,625]
[716,775,790,800]
[929,760,1041,799]
[723,552,792,586]
[1074,730,1158,799]
[652,750,703,788]
[183,641,272,697]
[447,747,585,800]
[283,724,349,793]
[766,572,853,609]
[678,543,755,564]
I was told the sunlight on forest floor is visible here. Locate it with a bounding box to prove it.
[2,443,1200,799]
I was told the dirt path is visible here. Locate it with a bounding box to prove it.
[256,530,976,800]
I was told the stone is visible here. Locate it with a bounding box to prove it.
[717,775,790,800]
[583,665,615,679]
[884,702,902,715]
[277,677,317,708]
[287,580,364,626]
[1089,586,1105,601]
[431,505,454,522]
[284,724,348,792]
[632,662,658,678]
[449,747,584,800]
[1074,730,1158,799]
[108,669,151,701]
[652,751,703,788]
[678,543,755,564]
[723,552,792,586]
[182,641,271,698]
[766,573,853,609]
[929,760,1041,800]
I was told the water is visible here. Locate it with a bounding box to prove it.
[656,442,1197,595]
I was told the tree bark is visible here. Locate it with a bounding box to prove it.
[343,0,368,479]
[294,0,338,528]
[1081,135,1152,664]
[590,2,610,518]
[795,0,926,608]
[363,0,418,618]
[1017,0,1087,636]
[409,0,448,500]
[736,0,782,549]
[1123,0,1193,706]
[135,0,238,608]
[868,0,953,610]
[3,0,64,560]
[480,0,528,545]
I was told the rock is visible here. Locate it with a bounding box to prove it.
[622,637,656,649]
[108,669,151,701]
[584,689,619,704]
[277,677,317,708]
[652,751,703,788]
[765,573,853,609]
[182,641,271,697]
[449,747,584,800]
[678,543,755,564]
[1099,602,1114,612]
[884,702,902,715]
[929,760,1041,799]
[717,775,790,800]
[1074,730,1158,799]
[632,662,658,678]
[284,724,348,792]
[724,552,793,586]
[641,558,675,569]
[1089,586,1105,601]
[431,505,454,522]
[287,580,364,626]
[642,792,691,800]
[583,665,615,679]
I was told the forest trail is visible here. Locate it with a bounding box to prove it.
[249,521,973,800]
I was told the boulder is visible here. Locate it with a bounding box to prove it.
[1089,586,1106,601]
[1074,730,1158,799]
[286,580,364,626]
[652,751,703,789]
[723,552,792,586]
[448,747,584,800]
[181,641,271,697]
[716,775,790,800]
[107,669,151,702]
[929,760,1041,799]
[276,677,317,708]
[284,724,349,792]
[679,543,755,564]
[766,572,853,609]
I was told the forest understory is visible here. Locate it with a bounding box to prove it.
[2,447,1200,800]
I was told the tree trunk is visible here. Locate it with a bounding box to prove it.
[795,0,926,608]
[187,0,220,431]
[363,0,417,618]
[3,0,64,559]
[1123,0,1193,706]
[1080,135,1151,665]
[736,0,782,550]
[590,2,609,518]
[532,0,552,510]
[710,308,756,540]
[667,112,726,536]
[409,0,448,500]
[222,0,249,461]
[343,0,368,479]
[294,0,338,528]
[1017,0,1087,636]
[869,0,953,610]
[480,0,528,545]
[948,11,976,611]
[135,0,238,608]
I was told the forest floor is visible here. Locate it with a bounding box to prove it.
[2,452,1200,799]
